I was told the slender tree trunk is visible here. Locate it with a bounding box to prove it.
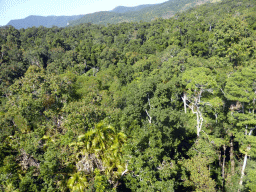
[239,128,255,189]
[145,94,152,124]
[222,145,226,190]
[182,93,187,113]
[145,109,152,124]
[199,110,203,136]
[218,149,223,190]
[230,135,235,175]
[196,109,200,136]
[184,89,203,136]
[187,103,203,137]
[222,145,226,179]
[239,151,248,187]
[253,98,255,115]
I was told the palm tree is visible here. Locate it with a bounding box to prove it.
[77,121,127,187]
[104,131,127,186]
[67,172,88,192]
[80,122,116,157]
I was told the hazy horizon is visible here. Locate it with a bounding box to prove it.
[0,0,168,26]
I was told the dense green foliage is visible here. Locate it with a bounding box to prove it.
[1,0,256,191]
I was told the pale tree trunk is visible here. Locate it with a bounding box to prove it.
[215,113,218,123]
[239,151,248,187]
[121,163,128,176]
[145,110,152,124]
[145,94,152,124]
[186,103,203,136]
[222,145,226,190]
[197,111,200,136]
[198,109,203,136]
[182,92,187,113]
[230,134,235,175]
[222,145,226,179]
[188,103,203,137]
[183,89,204,136]
[239,128,255,190]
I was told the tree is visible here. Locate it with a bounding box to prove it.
[181,155,216,192]
[71,122,127,188]
[122,124,176,192]
[67,172,88,192]
[224,66,256,189]
[182,67,217,136]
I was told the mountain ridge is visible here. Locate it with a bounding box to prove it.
[110,4,156,13]
[68,0,221,26]
[6,15,84,29]
[6,0,221,29]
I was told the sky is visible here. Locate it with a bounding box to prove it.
[0,0,168,26]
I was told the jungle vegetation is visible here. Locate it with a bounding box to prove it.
[1,0,256,191]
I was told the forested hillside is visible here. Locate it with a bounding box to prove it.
[5,0,216,29]
[6,0,219,30]
[110,4,155,14]
[1,0,256,191]
[68,0,220,26]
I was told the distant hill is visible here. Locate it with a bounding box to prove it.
[68,0,221,26]
[6,0,221,29]
[6,15,84,29]
[110,4,155,13]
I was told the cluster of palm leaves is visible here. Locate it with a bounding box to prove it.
[68,122,127,191]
